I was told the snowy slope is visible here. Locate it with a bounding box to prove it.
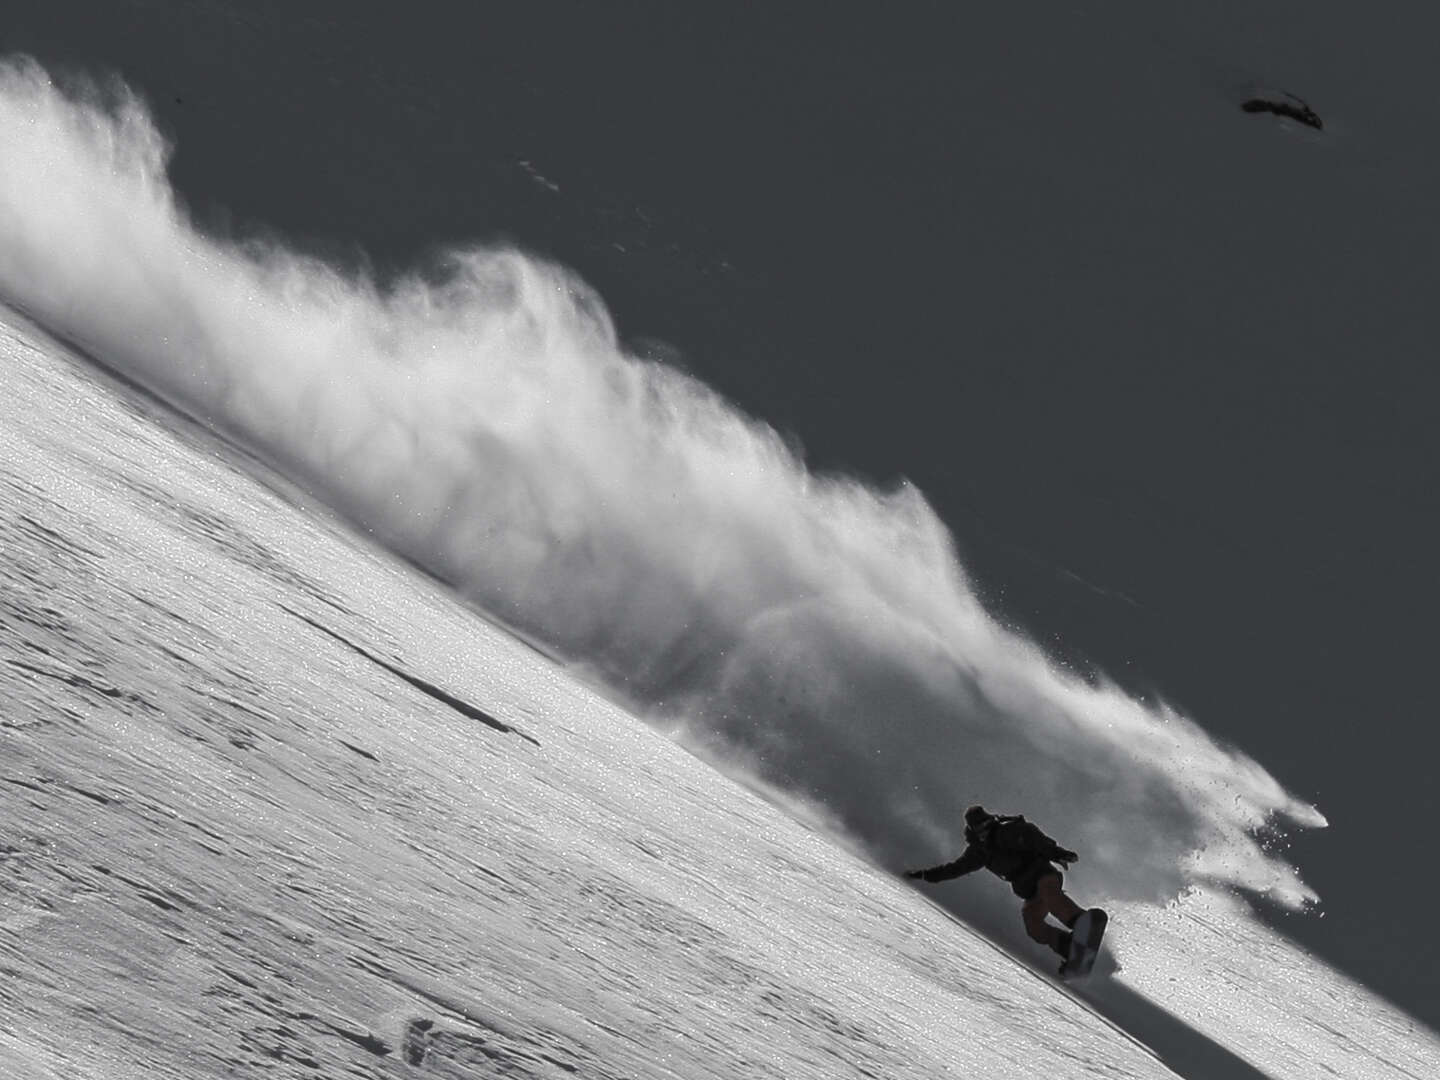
[0,55,1331,927]
[1,314,1175,1078]
[4,306,1438,1077]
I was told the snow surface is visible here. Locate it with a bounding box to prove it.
[3,311,1437,1078]
[0,313,1170,1078]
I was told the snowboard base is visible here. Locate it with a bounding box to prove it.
[1060,908,1108,979]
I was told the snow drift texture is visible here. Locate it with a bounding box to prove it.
[0,59,1324,911]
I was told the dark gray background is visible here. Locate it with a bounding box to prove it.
[6,1,1436,1025]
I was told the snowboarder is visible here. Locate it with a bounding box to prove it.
[904,804,1108,975]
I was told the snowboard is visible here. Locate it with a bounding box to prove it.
[1061,908,1108,979]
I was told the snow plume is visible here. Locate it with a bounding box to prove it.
[0,59,1324,911]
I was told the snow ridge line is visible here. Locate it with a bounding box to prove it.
[277,604,540,747]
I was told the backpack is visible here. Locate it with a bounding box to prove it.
[988,815,1058,859]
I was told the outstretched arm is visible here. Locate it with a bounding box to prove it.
[905,844,986,883]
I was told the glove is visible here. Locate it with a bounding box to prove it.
[1053,848,1079,868]
[904,869,926,880]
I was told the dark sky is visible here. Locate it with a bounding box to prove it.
[7,1,1438,1025]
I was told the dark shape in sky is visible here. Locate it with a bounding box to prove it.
[1240,93,1323,129]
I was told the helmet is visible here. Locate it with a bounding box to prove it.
[964,804,991,829]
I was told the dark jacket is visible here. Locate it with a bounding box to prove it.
[915,814,1067,890]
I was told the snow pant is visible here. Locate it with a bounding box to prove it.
[1020,871,1084,957]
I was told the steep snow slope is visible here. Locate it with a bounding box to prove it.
[4,2,1440,1028]
[1,315,1173,1078]
[0,57,1328,923]
[3,308,1437,1077]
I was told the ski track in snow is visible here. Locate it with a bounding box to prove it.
[2,312,1438,1080]
[0,314,1169,1079]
